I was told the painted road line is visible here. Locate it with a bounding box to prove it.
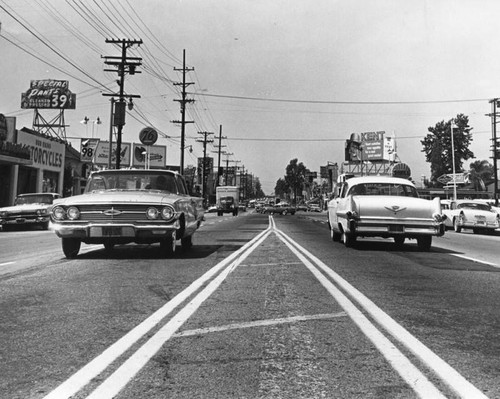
[275,226,488,399]
[43,226,272,399]
[275,229,446,399]
[173,312,347,338]
[451,254,499,268]
[240,261,303,267]
[85,229,272,399]
[0,261,15,267]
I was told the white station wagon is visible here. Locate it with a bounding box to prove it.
[327,176,446,250]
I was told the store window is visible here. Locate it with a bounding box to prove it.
[43,170,59,193]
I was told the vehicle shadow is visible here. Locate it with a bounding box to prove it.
[77,243,227,260]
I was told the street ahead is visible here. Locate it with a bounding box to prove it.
[1,211,500,398]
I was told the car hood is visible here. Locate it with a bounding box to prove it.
[54,190,183,206]
[354,196,441,218]
[0,204,51,212]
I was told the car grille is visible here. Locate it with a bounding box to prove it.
[4,211,40,219]
[77,204,150,222]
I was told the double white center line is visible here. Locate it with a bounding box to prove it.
[44,216,487,399]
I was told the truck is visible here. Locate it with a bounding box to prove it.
[216,186,239,216]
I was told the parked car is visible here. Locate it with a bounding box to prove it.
[0,192,61,231]
[50,169,204,258]
[327,176,446,250]
[307,203,322,212]
[296,203,308,212]
[444,200,499,234]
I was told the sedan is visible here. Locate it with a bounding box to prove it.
[446,200,499,234]
[50,169,204,258]
[327,175,446,250]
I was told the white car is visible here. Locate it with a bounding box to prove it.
[444,200,499,234]
[327,176,446,250]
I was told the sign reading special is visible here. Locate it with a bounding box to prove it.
[21,79,76,109]
[17,130,65,172]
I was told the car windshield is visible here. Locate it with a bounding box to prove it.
[15,195,55,205]
[348,183,418,197]
[458,202,491,212]
[85,171,178,193]
[220,196,234,204]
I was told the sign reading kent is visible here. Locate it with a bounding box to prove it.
[21,79,76,109]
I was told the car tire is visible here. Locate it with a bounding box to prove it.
[103,242,115,252]
[342,231,356,247]
[62,238,81,259]
[181,234,193,250]
[417,236,432,251]
[160,231,176,257]
[330,226,341,242]
[394,236,405,247]
[453,215,462,233]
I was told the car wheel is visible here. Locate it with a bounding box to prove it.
[330,226,341,242]
[181,234,193,250]
[417,236,432,251]
[394,236,405,247]
[62,238,81,259]
[342,231,356,247]
[160,231,176,257]
[453,215,462,233]
[103,242,115,252]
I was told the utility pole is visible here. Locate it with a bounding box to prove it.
[227,159,240,186]
[196,131,214,202]
[172,50,194,175]
[213,125,226,187]
[488,99,500,206]
[103,39,142,169]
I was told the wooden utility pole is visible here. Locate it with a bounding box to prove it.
[172,50,194,175]
[103,39,142,169]
[214,125,226,187]
[196,131,214,202]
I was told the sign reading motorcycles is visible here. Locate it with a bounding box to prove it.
[17,130,65,172]
[21,80,76,109]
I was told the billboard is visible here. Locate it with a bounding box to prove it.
[21,79,76,109]
[132,143,166,168]
[347,131,396,162]
[93,141,131,167]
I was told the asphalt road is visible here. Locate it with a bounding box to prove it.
[1,211,499,398]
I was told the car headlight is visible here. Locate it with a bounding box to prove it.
[146,207,159,220]
[161,206,175,220]
[52,206,66,220]
[0,211,7,218]
[67,206,80,220]
[36,208,48,216]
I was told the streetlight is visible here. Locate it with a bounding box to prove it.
[80,116,101,138]
[450,121,458,201]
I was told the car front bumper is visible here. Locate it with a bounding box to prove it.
[51,220,180,241]
[1,216,50,225]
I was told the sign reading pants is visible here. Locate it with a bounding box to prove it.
[17,130,65,194]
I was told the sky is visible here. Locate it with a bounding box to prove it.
[1,0,499,194]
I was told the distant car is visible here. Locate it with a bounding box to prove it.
[0,192,61,231]
[445,200,499,234]
[207,205,218,213]
[307,203,322,212]
[327,176,446,250]
[50,169,204,258]
[296,203,308,212]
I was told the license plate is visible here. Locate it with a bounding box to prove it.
[389,224,404,232]
[16,218,26,223]
[103,226,122,236]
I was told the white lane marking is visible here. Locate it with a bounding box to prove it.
[275,230,446,399]
[451,254,498,268]
[274,224,488,399]
[0,261,15,267]
[173,313,347,338]
[43,227,271,399]
[86,230,272,399]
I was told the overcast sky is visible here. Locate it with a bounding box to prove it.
[1,0,499,194]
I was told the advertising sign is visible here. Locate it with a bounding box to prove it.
[139,127,158,146]
[17,130,65,172]
[132,143,166,168]
[80,138,100,163]
[93,141,131,167]
[21,79,76,109]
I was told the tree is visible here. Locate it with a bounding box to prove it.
[274,178,289,198]
[284,158,307,203]
[467,160,493,191]
[421,114,474,184]
[254,177,265,198]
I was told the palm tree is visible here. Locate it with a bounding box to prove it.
[467,160,493,191]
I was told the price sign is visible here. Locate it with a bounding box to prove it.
[80,138,100,162]
[139,127,158,146]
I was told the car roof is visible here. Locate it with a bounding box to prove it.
[17,192,60,197]
[345,176,415,186]
[90,168,179,176]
